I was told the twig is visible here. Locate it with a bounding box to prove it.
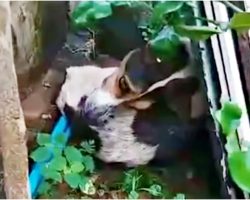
[218,0,244,13]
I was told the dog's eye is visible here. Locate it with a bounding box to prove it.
[119,76,130,93]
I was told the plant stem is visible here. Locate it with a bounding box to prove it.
[218,0,244,13]
[193,16,223,27]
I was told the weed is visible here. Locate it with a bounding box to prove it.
[30,133,96,197]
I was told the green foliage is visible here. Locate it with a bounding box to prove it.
[31,132,186,198]
[30,147,51,162]
[71,1,250,65]
[173,193,186,199]
[48,156,67,171]
[71,1,152,31]
[122,169,142,194]
[71,1,112,30]
[150,1,184,29]
[174,25,221,41]
[42,167,63,183]
[64,173,82,189]
[128,190,139,199]
[230,12,250,32]
[149,26,182,62]
[37,133,51,146]
[64,146,83,163]
[82,155,95,173]
[141,184,163,197]
[80,140,95,154]
[215,101,242,136]
[121,168,183,199]
[29,135,97,197]
[37,181,57,198]
[53,134,68,146]
[70,162,85,173]
[215,101,250,193]
[228,150,250,193]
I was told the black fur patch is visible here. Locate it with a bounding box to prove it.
[132,99,208,165]
[63,104,102,152]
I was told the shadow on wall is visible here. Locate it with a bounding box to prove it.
[40,1,68,68]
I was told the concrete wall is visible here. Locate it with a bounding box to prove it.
[10,1,40,75]
[0,2,30,198]
[10,1,68,88]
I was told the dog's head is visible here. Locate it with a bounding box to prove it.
[82,39,197,126]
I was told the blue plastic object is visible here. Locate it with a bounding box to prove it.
[29,115,71,198]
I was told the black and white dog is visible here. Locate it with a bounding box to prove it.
[56,40,209,167]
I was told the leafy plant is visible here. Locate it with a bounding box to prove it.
[140,184,163,197]
[215,101,250,193]
[122,169,142,199]
[120,168,184,199]
[173,193,186,199]
[30,133,97,197]
[71,0,250,64]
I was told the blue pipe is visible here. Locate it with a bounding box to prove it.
[29,115,71,198]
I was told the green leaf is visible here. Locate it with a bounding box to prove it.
[174,25,221,41]
[225,132,240,154]
[70,162,85,173]
[149,26,182,62]
[53,134,67,146]
[215,101,242,136]
[64,146,83,163]
[37,181,52,195]
[79,175,88,188]
[230,12,250,32]
[110,1,131,7]
[37,133,51,146]
[82,155,95,173]
[228,150,250,193]
[123,169,142,193]
[30,147,51,162]
[71,1,112,30]
[150,1,184,26]
[128,190,139,199]
[79,177,96,195]
[80,140,95,154]
[173,193,186,199]
[48,156,67,171]
[141,184,162,197]
[51,146,62,156]
[64,173,82,189]
[42,168,62,183]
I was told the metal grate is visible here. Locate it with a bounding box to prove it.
[199,1,250,198]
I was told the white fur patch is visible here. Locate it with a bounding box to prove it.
[93,107,158,167]
[56,65,116,114]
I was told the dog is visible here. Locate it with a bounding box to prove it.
[56,40,209,167]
